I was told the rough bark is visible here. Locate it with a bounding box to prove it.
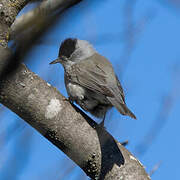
[0,0,30,47]
[0,0,151,179]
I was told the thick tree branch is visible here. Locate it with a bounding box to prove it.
[0,63,150,180]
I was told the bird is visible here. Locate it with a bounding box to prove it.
[50,38,136,123]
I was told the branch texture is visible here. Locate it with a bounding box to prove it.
[0,0,30,47]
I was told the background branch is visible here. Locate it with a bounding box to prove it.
[10,0,82,39]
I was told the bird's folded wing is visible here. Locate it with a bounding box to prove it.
[70,61,114,97]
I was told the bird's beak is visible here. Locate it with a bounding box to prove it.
[49,58,61,65]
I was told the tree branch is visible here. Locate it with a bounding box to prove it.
[0,63,150,179]
[10,0,82,39]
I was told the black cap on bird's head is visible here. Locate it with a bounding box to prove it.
[50,38,95,65]
[59,38,77,58]
[49,38,77,65]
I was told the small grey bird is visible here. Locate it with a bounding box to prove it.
[50,38,136,121]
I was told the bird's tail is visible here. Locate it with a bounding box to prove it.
[122,103,136,119]
[107,97,136,119]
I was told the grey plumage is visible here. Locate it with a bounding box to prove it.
[50,38,136,119]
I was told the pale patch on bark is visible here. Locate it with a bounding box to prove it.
[45,98,62,119]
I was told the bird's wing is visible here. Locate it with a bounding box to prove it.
[115,75,126,102]
[68,54,115,97]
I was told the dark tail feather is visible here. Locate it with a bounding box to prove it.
[107,97,136,119]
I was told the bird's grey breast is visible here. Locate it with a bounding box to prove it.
[64,66,85,101]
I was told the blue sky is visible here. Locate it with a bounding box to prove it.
[0,0,180,179]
